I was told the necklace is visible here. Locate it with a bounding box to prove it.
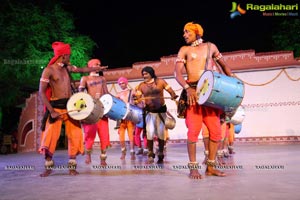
[57,62,64,67]
[90,73,99,77]
[191,38,203,47]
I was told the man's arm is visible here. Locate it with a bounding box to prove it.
[174,47,189,89]
[102,77,109,94]
[68,65,108,73]
[163,79,178,100]
[78,76,87,92]
[39,68,56,116]
[211,44,233,77]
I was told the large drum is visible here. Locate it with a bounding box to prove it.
[228,105,246,125]
[100,94,128,120]
[124,104,143,124]
[67,92,104,124]
[196,70,244,113]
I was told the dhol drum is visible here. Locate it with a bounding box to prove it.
[67,92,104,124]
[100,94,128,120]
[196,70,245,113]
[164,111,176,130]
[228,105,246,125]
[124,104,143,124]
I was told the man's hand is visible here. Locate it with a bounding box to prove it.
[97,65,108,71]
[186,87,197,106]
[171,95,179,101]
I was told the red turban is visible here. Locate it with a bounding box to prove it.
[184,22,204,37]
[47,41,71,66]
[88,59,101,68]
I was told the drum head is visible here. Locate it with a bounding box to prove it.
[196,71,214,105]
[100,94,114,115]
[67,92,95,120]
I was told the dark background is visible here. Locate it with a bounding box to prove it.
[60,0,298,68]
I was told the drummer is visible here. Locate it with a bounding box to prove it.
[39,42,107,177]
[78,59,112,166]
[174,22,233,179]
[134,66,178,164]
[115,77,136,160]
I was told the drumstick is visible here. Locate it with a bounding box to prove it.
[141,96,173,100]
[58,109,82,116]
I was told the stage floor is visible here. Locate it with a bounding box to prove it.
[0,142,299,200]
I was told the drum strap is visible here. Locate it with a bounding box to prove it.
[128,89,132,103]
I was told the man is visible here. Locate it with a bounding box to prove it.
[78,59,111,166]
[39,41,107,177]
[174,22,233,179]
[116,77,136,160]
[135,66,178,164]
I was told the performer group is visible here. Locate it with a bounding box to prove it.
[38,21,242,179]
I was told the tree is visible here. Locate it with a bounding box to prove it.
[0,1,96,131]
[272,19,300,58]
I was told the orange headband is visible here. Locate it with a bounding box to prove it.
[184,22,204,37]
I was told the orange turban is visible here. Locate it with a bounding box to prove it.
[184,22,204,37]
[47,41,71,66]
[88,59,101,67]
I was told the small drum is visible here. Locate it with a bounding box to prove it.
[164,111,176,130]
[67,92,104,124]
[124,104,143,124]
[196,70,245,113]
[234,123,242,134]
[228,105,246,125]
[100,94,128,120]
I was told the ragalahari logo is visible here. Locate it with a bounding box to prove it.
[230,2,246,19]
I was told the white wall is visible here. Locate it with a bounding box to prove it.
[236,67,300,138]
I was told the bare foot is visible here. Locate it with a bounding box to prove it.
[69,170,79,176]
[85,154,91,164]
[229,149,235,154]
[40,169,52,177]
[217,156,226,166]
[120,154,126,160]
[101,160,107,166]
[205,168,226,177]
[130,153,136,161]
[189,169,202,179]
[146,157,154,164]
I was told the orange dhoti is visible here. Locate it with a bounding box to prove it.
[39,108,84,158]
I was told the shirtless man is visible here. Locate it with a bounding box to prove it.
[39,41,107,177]
[135,66,178,164]
[79,59,111,166]
[174,22,233,179]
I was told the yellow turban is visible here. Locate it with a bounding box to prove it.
[184,22,204,37]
